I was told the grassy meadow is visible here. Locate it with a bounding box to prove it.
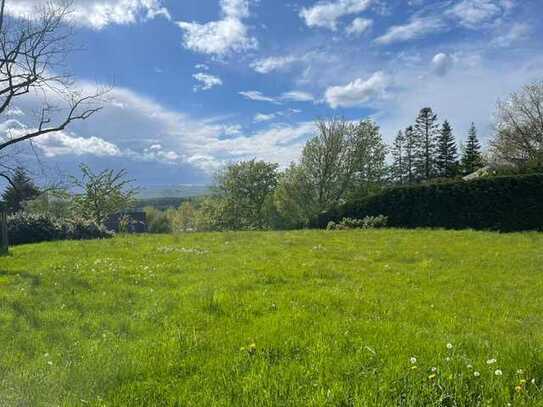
[1,229,543,406]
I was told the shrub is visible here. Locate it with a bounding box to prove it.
[314,174,543,232]
[144,207,172,234]
[327,216,388,230]
[7,213,111,246]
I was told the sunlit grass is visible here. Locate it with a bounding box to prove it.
[1,229,542,406]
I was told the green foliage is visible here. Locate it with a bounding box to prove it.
[71,164,137,225]
[436,120,459,177]
[414,107,439,181]
[1,167,40,213]
[6,213,111,245]
[1,230,543,405]
[215,159,279,230]
[143,206,172,234]
[315,174,543,232]
[462,123,485,175]
[326,215,388,230]
[275,119,387,227]
[23,190,73,219]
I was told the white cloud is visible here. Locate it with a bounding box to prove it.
[250,56,298,74]
[34,132,122,157]
[448,0,504,28]
[346,17,373,36]
[192,72,223,91]
[300,0,372,31]
[281,91,315,102]
[6,0,170,30]
[375,16,444,44]
[240,90,314,104]
[177,0,257,57]
[239,91,281,104]
[491,22,530,47]
[432,53,454,76]
[324,71,389,108]
[254,113,277,122]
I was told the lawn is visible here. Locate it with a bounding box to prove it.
[1,229,543,406]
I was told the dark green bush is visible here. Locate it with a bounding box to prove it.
[314,174,543,232]
[7,213,112,245]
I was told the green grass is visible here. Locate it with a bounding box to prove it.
[1,229,543,406]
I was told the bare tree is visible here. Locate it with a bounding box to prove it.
[0,0,104,188]
[491,80,543,168]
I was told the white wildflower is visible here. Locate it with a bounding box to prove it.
[486,358,497,365]
[410,357,417,364]
[495,369,503,376]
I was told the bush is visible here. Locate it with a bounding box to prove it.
[314,174,543,232]
[327,216,388,230]
[143,207,172,234]
[7,213,112,245]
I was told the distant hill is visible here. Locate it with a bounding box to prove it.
[136,185,211,199]
[134,185,211,210]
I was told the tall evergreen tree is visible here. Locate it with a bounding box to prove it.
[1,167,40,213]
[461,123,484,174]
[414,107,439,181]
[436,120,459,177]
[390,130,405,184]
[404,126,417,184]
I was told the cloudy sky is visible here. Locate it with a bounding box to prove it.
[3,0,543,186]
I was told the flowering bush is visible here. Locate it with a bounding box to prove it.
[7,213,112,245]
[327,215,388,230]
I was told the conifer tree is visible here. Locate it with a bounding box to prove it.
[1,167,40,213]
[436,120,459,177]
[390,130,405,184]
[404,126,417,184]
[414,107,439,181]
[461,123,485,174]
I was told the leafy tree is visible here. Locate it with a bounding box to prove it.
[215,159,279,230]
[491,79,543,169]
[275,118,387,226]
[461,123,485,174]
[414,107,439,181]
[1,167,40,213]
[71,165,137,225]
[436,120,459,177]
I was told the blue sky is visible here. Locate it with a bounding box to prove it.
[4,0,543,186]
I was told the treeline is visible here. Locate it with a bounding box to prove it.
[147,79,543,232]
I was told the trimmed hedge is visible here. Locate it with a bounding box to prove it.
[313,174,543,232]
[7,213,112,246]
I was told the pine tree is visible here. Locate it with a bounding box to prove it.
[404,126,417,184]
[461,123,484,175]
[414,107,439,181]
[436,120,459,178]
[390,130,405,184]
[1,167,40,213]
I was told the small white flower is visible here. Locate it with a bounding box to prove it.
[487,358,497,365]
[445,357,451,362]
[446,343,453,350]
[531,378,536,384]
[516,369,524,375]
[410,357,417,364]
[474,371,480,377]
[467,364,473,369]
[431,367,437,372]
[47,361,53,366]
[495,369,503,376]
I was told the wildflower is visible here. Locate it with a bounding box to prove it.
[515,385,523,393]
[495,369,503,376]
[516,369,524,375]
[47,361,53,366]
[446,343,453,350]
[531,378,536,384]
[431,367,437,372]
[474,371,480,377]
[410,357,417,364]
[487,358,497,365]
[467,364,473,369]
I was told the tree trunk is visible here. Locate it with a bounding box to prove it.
[0,210,7,256]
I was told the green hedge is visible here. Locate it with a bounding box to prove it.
[313,174,543,232]
[7,213,112,246]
